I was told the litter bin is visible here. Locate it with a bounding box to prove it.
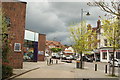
[76,60,80,68]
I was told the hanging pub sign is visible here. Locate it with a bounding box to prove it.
[14,43,21,52]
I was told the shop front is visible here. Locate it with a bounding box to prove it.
[100,48,120,62]
[23,40,38,62]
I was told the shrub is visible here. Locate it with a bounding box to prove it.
[2,64,13,79]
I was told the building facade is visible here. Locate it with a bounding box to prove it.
[95,20,120,62]
[64,47,75,56]
[2,2,27,68]
[38,34,46,61]
[24,30,46,61]
[45,40,65,56]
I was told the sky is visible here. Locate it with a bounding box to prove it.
[22,0,110,45]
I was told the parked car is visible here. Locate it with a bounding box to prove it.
[66,55,73,60]
[95,58,100,62]
[83,56,93,62]
[62,55,66,60]
[61,55,72,63]
[52,53,60,59]
[108,59,119,67]
[61,59,72,63]
[55,55,60,59]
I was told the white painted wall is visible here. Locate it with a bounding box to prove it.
[24,30,38,42]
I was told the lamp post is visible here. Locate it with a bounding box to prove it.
[80,9,90,69]
[81,9,90,23]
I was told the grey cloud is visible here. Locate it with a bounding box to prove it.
[26,2,107,45]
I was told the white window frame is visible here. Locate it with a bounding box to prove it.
[14,43,21,52]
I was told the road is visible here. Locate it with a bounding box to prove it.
[13,60,119,79]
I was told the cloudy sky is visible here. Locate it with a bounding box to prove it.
[24,1,108,45]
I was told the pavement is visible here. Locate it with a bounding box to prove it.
[7,59,120,80]
[7,61,47,80]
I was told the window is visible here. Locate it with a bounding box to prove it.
[104,39,107,46]
[102,52,107,59]
[116,52,120,59]
[109,52,113,60]
[109,40,112,46]
[14,43,21,52]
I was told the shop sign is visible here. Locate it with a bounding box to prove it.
[116,50,120,52]
[108,50,120,52]
[101,50,107,52]
[108,50,113,52]
[14,43,21,52]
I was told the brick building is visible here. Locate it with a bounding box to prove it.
[2,2,27,68]
[87,24,98,50]
[95,20,120,62]
[24,30,46,61]
[38,34,46,61]
[45,40,65,56]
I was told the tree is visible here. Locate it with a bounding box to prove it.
[88,0,120,76]
[87,0,120,18]
[68,22,97,69]
[102,19,119,76]
[50,48,62,53]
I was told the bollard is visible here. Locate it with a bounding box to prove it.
[76,61,80,68]
[47,59,49,65]
[56,60,58,64]
[47,59,48,65]
[95,64,97,71]
[105,65,107,73]
[50,58,52,64]
[52,60,53,64]
[83,78,89,80]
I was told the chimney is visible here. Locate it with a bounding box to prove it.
[97,20,101,29]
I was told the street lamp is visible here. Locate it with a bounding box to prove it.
[80,9,90,69]
[81,9,90,22]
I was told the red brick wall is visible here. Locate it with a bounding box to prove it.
[2,2,26,69]
[38,34,46,61]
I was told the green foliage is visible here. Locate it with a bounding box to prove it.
[1,14,13,79]
[68,21,97,54]
[102,19,119,48]
[50,48,62,52]
[2,65,13,79]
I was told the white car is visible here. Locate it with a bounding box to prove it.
[66,55,73,60]
[108,59,119,67]
[45,53,49,57]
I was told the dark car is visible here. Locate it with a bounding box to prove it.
[83,56,93,62]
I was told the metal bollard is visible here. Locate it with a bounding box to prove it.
[105,65,107,73]
[56,60,58,64]
[83,78,89,80]
[95,64,97,71]
[50,58,52,64]
[52,60,53,64]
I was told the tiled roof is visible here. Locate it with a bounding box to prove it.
[46,40,64,48]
